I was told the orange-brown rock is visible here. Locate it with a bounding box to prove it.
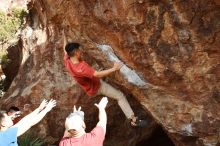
[1,0,220,146]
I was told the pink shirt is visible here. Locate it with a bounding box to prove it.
[59,126,105,146]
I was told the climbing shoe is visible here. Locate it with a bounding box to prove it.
[130,117,148,127]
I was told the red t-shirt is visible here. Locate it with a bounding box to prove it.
[64,54,100,96]
[59,126,105,146]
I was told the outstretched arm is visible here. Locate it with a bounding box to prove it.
[94,97,108,134]
[63,29,67,54]
[13,99,56,136]
[93,62,123,78]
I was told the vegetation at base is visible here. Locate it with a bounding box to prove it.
[18,130,46,146]
[0,50,10,67]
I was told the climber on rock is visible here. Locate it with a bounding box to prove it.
[0,99,56,146]
[59,97,108,146]
[62,31,147,127]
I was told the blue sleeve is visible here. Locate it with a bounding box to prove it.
[0,127,18,146]
[6,127,18,142]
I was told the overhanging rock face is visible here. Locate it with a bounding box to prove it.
[1,0,220,145]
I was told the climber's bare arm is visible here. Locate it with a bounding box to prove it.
[93,62,123,78]
[62,29,67,54]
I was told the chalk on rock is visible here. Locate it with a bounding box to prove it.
[97,44,148,87]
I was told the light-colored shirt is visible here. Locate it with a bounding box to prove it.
[59,126,105,146]
[0,127,18,146]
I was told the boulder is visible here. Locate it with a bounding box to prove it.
[1,0,219,145]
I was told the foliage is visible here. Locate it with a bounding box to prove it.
[17,130,45,146]
[0,50,10,67]
[0,7,27,44]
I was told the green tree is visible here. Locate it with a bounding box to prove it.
[0,7,27,67]
[0,7,27,44]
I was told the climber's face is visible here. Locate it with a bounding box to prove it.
[0,112,14,129]
[75,49,81,60]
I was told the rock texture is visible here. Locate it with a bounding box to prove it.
[3,40,23,91]
[1,0,220,146]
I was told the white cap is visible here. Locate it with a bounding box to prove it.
[65,113,84,131]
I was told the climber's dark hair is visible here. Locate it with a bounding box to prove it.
[65,43,80,57]
[7,106,20,113]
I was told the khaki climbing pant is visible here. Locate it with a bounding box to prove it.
[96,80,135,119]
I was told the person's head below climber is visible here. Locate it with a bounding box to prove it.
[7,106,21,120]
[65,42,81,58]
[0,110,14,129]
[65,108,86,137]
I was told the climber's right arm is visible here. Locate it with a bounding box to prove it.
[63,29,67,54]
[93,62,123,78]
